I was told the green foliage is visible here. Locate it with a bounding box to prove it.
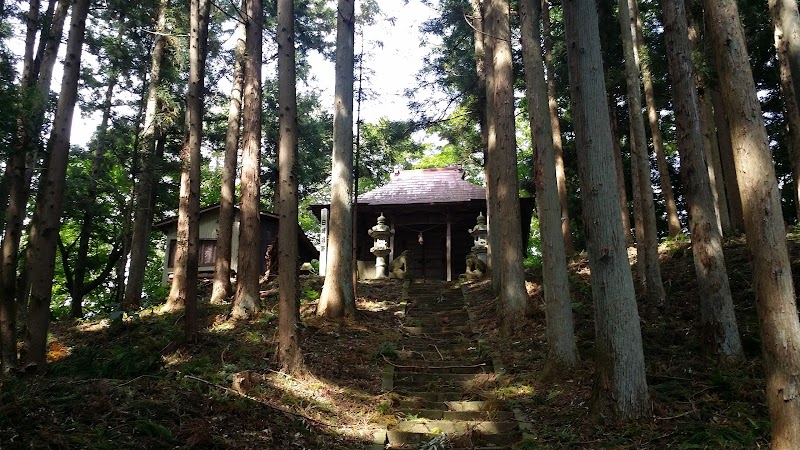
[524,216,542,271]
[357,118,427,193]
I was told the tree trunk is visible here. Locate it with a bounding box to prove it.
[770,0,800,223]
[685,7,732,235]
[231,0,263,320]
[318,0,356,318]
[563,0,650,419]
[124,0,169,310]
[482,0,502,294]
[632,0,681,237]
[71,72,117,318]
[0,0,39,373]
[710,86,745,231]
[771,0,800,107]
[542,0,574,254]
[470,0,498,287]
[609,99,634,246]
[705,0,800,445]
[485,0,528,332]
[165,0,209,342]
[211,15,244,305]
[276,0,304,374]
[520,0,578,370]
[20,0,90,372]
[661,0,743,363]
[618,0,665,304]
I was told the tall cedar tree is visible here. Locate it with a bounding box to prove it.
[165,0,210,342]
[210,15,245,305]
[709,86,745,230]
[485,0,528,331]
[608,99,634,247]
[124,0,169,310]
[704,0,800,445]
[542,0,575,254]
[563,0,650,418]
[684,9,732,236]
[519,0,578,371]
[661,0,743,362]
[0,0,68,372]
[231,0,263,319]
[771,0,800,107]
[632,2,681,237]
[0,0,40,372]
[482,0,502,292]
[277,0,304,374]
[318,0,356,318]
[769,0,800,223]
[617,0,665,304]
[20,0,90,371]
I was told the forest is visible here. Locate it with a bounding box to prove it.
[1,0,800,447]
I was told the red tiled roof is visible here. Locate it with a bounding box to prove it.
[358,168,486,205]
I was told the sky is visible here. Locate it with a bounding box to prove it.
[43,0,441,148]
[304,0,441,125]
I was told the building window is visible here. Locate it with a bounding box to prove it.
[168,239,217,268]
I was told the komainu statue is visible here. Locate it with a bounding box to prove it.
[389,250,411,280]
[463,252,488,281]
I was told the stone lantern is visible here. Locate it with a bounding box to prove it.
[469,212,489,263]
[368,213,393,279]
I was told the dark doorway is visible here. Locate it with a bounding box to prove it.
[394,224,447,280]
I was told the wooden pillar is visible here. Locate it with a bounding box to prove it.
[446,213,452,281]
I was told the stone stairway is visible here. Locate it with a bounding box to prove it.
[373,280,527,449]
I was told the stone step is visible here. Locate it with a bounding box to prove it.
[394,375,499,393]
[395,400,503,412]
[389,359,493,374]
[403,311,470,321]
[387,420,520,447]
[401,325,472,335]
[394,390,488,402]
[396,408,515,421]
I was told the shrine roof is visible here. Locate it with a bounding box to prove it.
[358,167,486,206]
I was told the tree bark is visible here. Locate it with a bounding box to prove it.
[632,0,681,237]
[276,0,305,374]
[485,0,528,332]
[20,0,90,372]
[705,0,800,445]
[520,0,578,370]
[661,0,743,363]
[563,0,650,418]
[542,0,574,254]
[125,0,169,310]
[769,0,800,223]
[618,0,665,304]
[318,0,356,318]
[211,15,245,305]
[232,0,264,319]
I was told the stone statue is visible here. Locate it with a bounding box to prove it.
[464,252,488,281]
[389,250,411,280]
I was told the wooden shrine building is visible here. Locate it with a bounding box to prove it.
[310,167,534,281]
